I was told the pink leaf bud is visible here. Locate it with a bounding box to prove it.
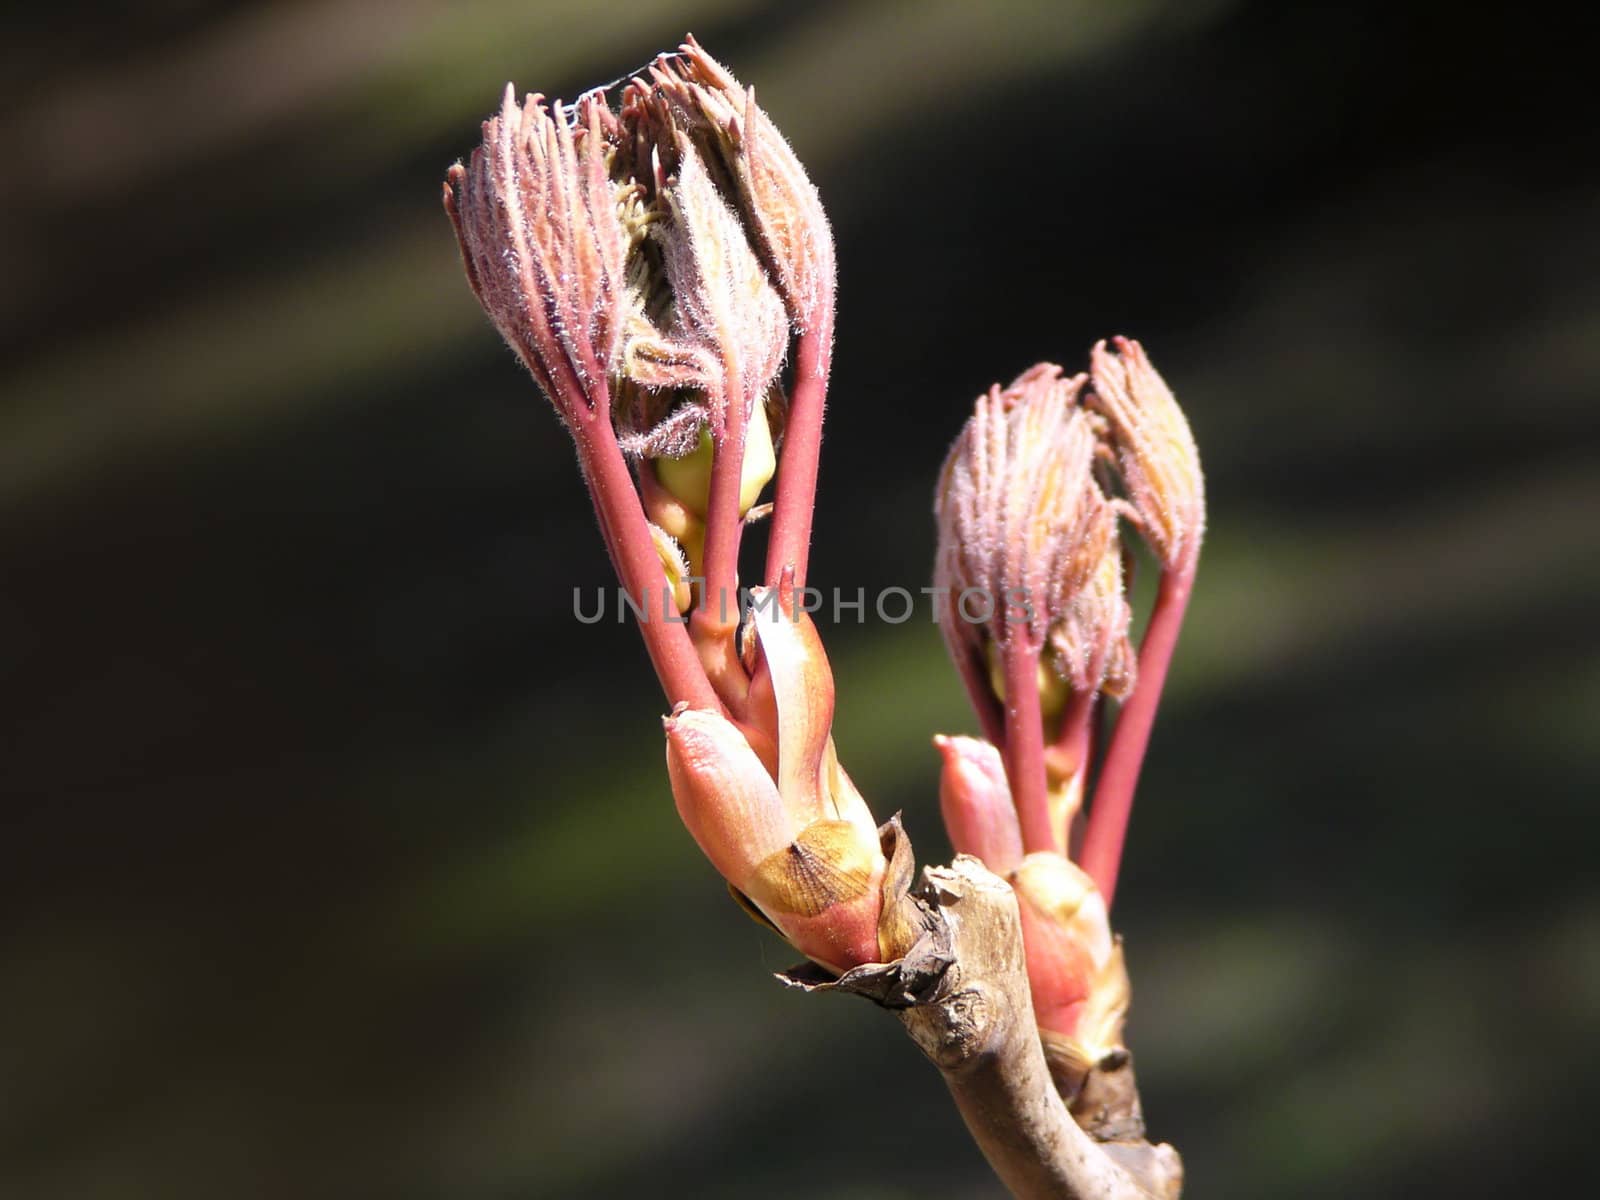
[1010,853,1131,1093]
[934,364,1104,662]
[934,734,1023,876]
[651,38,836,337]
[649,136,790,440]
[1087,337,1205,577]
[443,91,630,424]
[664,704,796,886]
[664,595,887,973]
[1047,504,1137,701]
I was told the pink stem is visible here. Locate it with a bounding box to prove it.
[952,641,1007,750]
[1049,692,1095,860]
[1001,637,1055,856]
[701,373,748,630]
[575,406,721,713]
[1080,569,1193,908]
[765,324,830,587]
[1053,689,1096,772]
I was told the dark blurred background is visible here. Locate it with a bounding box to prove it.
[3,1,1596,1196]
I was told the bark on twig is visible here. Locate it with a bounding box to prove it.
[784,851,1182,1199]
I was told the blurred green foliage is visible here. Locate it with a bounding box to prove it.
[2,1,1596,1196]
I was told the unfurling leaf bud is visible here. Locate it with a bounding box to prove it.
[1087,337,1205,577]
[1048,504,1137,701]
[934,364,1103,660]
[652,37,837,336]
[443,90,630,424]
[605,86,790,529]
[648,136,790,437]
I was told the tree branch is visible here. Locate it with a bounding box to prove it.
[785,853,1181,1199]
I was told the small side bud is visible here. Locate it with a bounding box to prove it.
[1087,337,1205,577]
[1010,853,1130,1096]
[935,734,1023,876]
[664,595,888,974]
[664,705,797,889]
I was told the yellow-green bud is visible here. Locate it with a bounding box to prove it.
[985,639,1072,720]
[648,523,694,615]
[653,400,775,519]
